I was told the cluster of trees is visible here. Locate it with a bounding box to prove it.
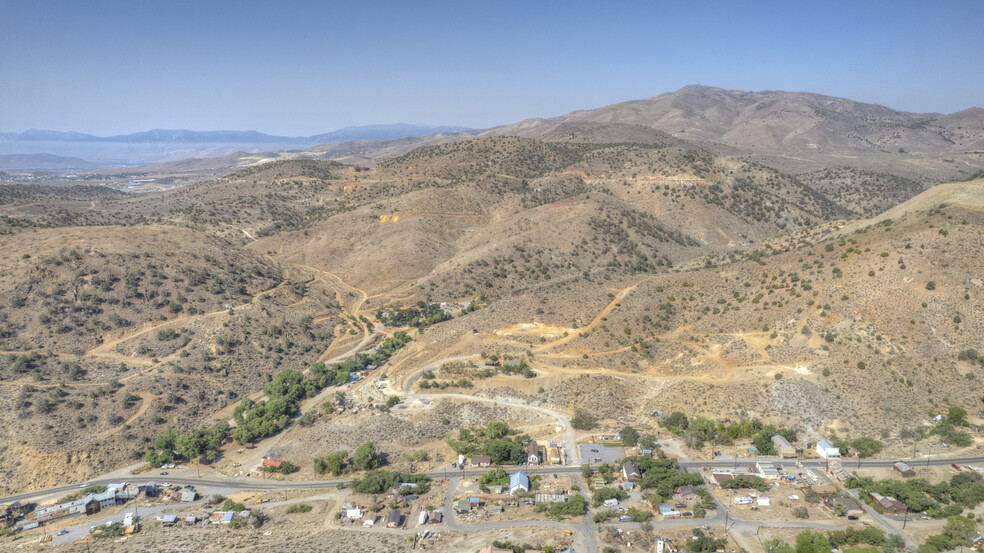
[314,442,380,477]
[570,409,596,430]
[145,422,229,467]
[826,527,888,548]
[929,406,973,447]
[920,515,980,553]
[659,413,798,452]
[720,475,770,492]
[445,422,531,465]
[846,470,984,516]
[591,487,628,507]
[490,540,556,553]
[627,456,704,499]
[688,528,728,553]
[377,303,452,329]
[479,468,510,488]
[231,333,411,445]
[536,494,587,519]
[351,469,430,495]
[827,435,884,458]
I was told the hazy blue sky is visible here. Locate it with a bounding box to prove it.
[1,0,982,135]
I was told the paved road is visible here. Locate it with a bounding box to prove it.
[4,455,983,506]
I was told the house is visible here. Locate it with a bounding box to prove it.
[180,491,197,502]
[345,508,364,519]
[455,499,471,513]
[659,503,681,518]
[756,461,782,480]
[893,461,915,478]
[526,441,541,465]
[772,435,797,458]
[386,510,402,528]
[869,493,906,514]
[262,459,284,470]
[509,471,530,495]
[221,511,235,524]
[816,440,841,459]
[535,493,568,504]
[469,497,482,507]
[492,505,503,515]
[471,455,492,467]
[184,516,198,524]
[429,511,443,524]
[622,460,642,482]
[757,497,771,507]
[674,485,698,501]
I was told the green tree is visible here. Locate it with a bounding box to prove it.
[352,441,380,471]
[620,426,640,446]
[833,502,847,516]
[571,410,596,430]
[942,515,978,547]
[314,450,348,476]
[662,411,689,432]
[947,406,968,426]
[794,532,831,553]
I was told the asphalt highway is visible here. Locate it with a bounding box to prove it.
[3,454,982,505]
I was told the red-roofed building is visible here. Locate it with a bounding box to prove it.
[262,459,284,470]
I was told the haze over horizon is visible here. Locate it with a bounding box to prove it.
[1,0,982,136]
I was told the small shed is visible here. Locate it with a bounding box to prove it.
[772,435,797,458]
[161,514,178,527]
[893,461,915,478]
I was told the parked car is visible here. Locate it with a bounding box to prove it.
[952,464,961,471]
[78,482,91,488]
[57,530,69,535]
[160,471,168,475]
[451,462,456,468]
[591,449,599,453]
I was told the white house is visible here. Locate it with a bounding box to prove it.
[816,440,841,459]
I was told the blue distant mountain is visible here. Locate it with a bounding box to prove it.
[0,124,472,167]
[0,124,471,145]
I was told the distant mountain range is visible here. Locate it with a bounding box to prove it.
[4,86,983,178]
[300,85,984,180]
[0,124,470,167]
[0,153,99,171]
[0,123,471,144]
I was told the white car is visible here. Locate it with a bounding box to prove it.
[161,482,171,487]
[78,482,91,488]
[966,465,980,471]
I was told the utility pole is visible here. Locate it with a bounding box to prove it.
[902,508,908,529]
